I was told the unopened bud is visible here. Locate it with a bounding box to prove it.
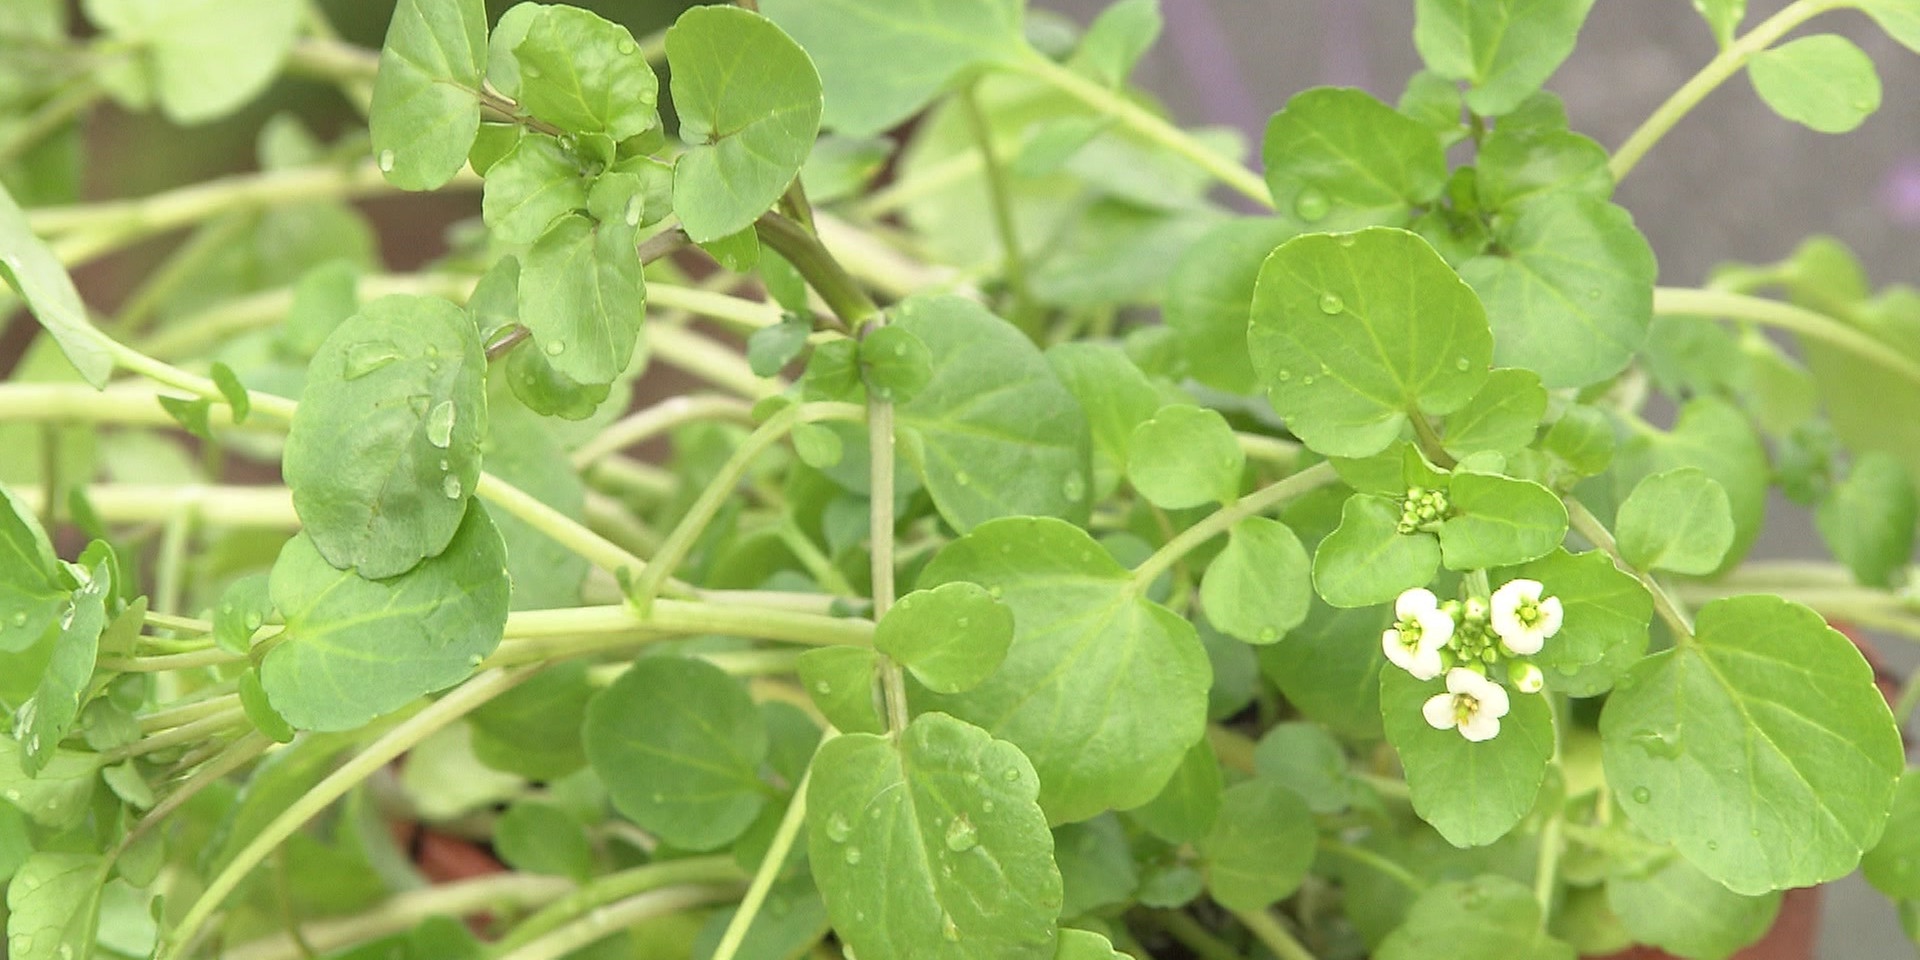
[1509,661,1545,693]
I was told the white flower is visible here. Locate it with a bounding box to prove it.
[1383,587,1454,681]
[1490,578,1563,656]
[1422,668,1511,742]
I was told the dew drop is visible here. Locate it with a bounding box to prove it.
[843,847,862,865]
[1061,472,1086,501]
[1628,728,1681,759]
[1334,233,1357,247]
[1455,357,1471,371]
[1301,375,1316,386]
[986,586,1003,600]
[426,400,457,448]
[1,789,17,802]
[826,812,852,842]
[1002,767,1020,782]
[1706,840,1719,851]
[1631,786,1652,804]
[652,791,665,803]
[955,471,972,487]
[546,340,566,356]
[343,341,402,380]
[981,799,994,813]
[468,654,484,667]
[10,612,26,626]
[1276,369,1291,382]
[814,680,831,694]
[1293,188,1330,222]
[438,459,450,471]
[624,196,643,227]
[1317,293,1344,315]
[1257,627,1279,643]
[944,815,979,852]
[243,611,262,631]
[523,65,542,79]
[377,149,395,173]
[617,40,637,55]
[941,914,962,942]
[442,475,464,499]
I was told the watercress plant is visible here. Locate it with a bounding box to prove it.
[2,0,1919,958]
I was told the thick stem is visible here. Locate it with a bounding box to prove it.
[1564,497,1695,639]
[1132,462,1339,590]
[1655,287,1920,389]
[754,213,878,329]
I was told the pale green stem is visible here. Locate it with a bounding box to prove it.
[475,472,691,598]
[711,767,816,960]
[0,80,101,169]
[1231,908,1318,960]
[570,394,757,468]
[1010,53,1273,209]
[160,668,535,960]
[137,693,241,734]
[491,601,873,662]
[120,732,271,854]
[496,886,742,960]
[584,454,678,502]
[1609,0,1837,181]
[103,706,246,760]
[151,503,196,632]
[626,402,865,612]
[776,521,859,597]
[869,399,910,735]
[1132,462,1338,590]
[225,873,576,960]
[100,648,244,674]
[111,214,253,337]
[1655,286,1920,390]
[960,82,1035,325]
[488,857,745,956]
[1564,497,1695,639]
[1316,838,1425,893]
[141,273,476,359]
[144,610,212,634]
[1238,433,1302,467]
[647,321,782,399]
[813,212,951,299]
[645,283,787,333]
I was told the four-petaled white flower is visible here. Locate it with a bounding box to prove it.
[1422,667,1511,742]
[1383,587,1453,681]
[1490,578,1563,656]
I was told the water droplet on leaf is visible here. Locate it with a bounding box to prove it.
[1293,188,1330,222]
[343,341,401,380]
[617,40,637,55]
[1002,767,1020,782]
[942,914,961,942]
[1318,293,1344,314]
[1631,786,1652,804]
[955,472,971,487]
[1062,472,1086,501]
[1455,357,1471,371]
[624,197,643,227]
[843,847,862,865]
[442,475,463,499]
[944,815,979,852]
[826,812,852,842]
[546,341,566,356]
[426,401,457,448]
[377,149,395,172]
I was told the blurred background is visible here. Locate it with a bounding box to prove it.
[5,0,1917,955]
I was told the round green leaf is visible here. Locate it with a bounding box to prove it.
[1199,779,1316,912]
[369,0,487,190]
[1128,737,1224,844]
[1127,404,1243,509]
[5,853,105,960]
[807,713,1062,960]
[519,213,645,386]
[1045,342,1161,499]
[798,646,885,736]
[1377,876,1574,960]
[506,5,658,141]
[262,503,510,732]
[495,801,593,880]
[1863,770,1920,898]
[284,295,487,579]
[1412,0,1596,116]
[0,484,65,653]
[1381,669,1555,847]
[1054,929,1129,960]
[0,185,113,387]
[1260,87,1448,231]
[584,656,770,851]
[1816,452,1917,588]
[1615,467,1736,575]
[212,573,271,656]
[467,661,591,780]
[237,670,295,744]
[860,325,934,404]
[1200,517,1311,644]
[87,0,302,125]
[481,135,589,245]
[1499,549,1651,697]
[1748,34,1881,134]
[1441,368,1547,458]
[1474,124,1611,212]
[917,517,1211,823]
[1600,595,1903,894]
[1054,815,1138,916]
[1459,194,1655,389]
[1165,217,1299,394]
[1254,721,1364,814]
[1251,227,1493,458]
[20,559,108,776]
[667,6,822,242]
[1607,853,1780,960]
[876,582,1014,694]
[1615,396,1768,574]
[1437,472,1567,571]
[1312,494,1441,609]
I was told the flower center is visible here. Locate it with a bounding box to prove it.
[1452,694,1479,724]
[1515,600,1543,629]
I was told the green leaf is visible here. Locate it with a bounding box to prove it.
[1127,404,1243,509]
[1855,0,1920,54]
[1260,88,1449,232]
[481,135,589,245]
[0,484,65,653]
[1045,342,1160,499]
[369,0,487,190]
[1442,369,1546,457]
[860,326,934,404]
[797,646,886,735]
[1542,406,1614,479]
[1615,467,1736,575]
[1459,194,1656,388]
[1254,721,1364,814]
[83,0,300,124]
[157,394,212,439]
[1816,452,1916,588]
[0,739,98,830]
[1071,0,1161,86]
[212,573,271,656]
[5,853,105,960]
[495,801,593,880]
[284,295,487,579]
[894,296,1092,532]
[1437,472,1567,570]
[807,712,1062,960]
[1200,517,1311,644]
[519,213,644,386]
[467,661,590,780]
[262,504,510,732]
[584,656,769,851]
[1616,396,1769,574]
[20,560,108,775]
[1863,770,1920,898]
[1054,815,1138,916]
[748,314,813,378]
[1164,218,1297,395]
[1377,876,1574,960]
[1693,0,1745,46]
[877,582,1014,695]
[758,0,1025,137]
[1381,669,1554,846]
[210,361,251,423]
[238,669,296,743]
[1312,494,1441,609]
[1499,549,1650,696]
[667,7,822,242]
[507,341,612,420]
[694,879,830,960]
[1747,35,1880,134]
[1412,0,1597,116]
[1251,228,1492,458]
[1474,124,1612,212]
[483,402,590,609]
[1199,779,1316,912]
[1054,928,1128,960]
[1607,853,1780,960]
[918,517,1211,823]
[1600,595,1903,894]
[506,5,657,141]
[1128,738,1223,844]
[0,184,112,387]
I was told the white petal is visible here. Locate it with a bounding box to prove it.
[1414,609,1455,649]
[1491,579,1539,618]
[1459,711,1501,742]
[1477,680,1510,718]
[1408,648,1444,681]
[1501,627,1544,656]
[1537,596,1565,638]
[1445,667,1482,695]
[1383,631,1413,672]
[1423,693,1457,730]
[1396,587,1438,619]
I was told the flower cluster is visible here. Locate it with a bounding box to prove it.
[1396,486,1452,534]
[1382,579,1564,742]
